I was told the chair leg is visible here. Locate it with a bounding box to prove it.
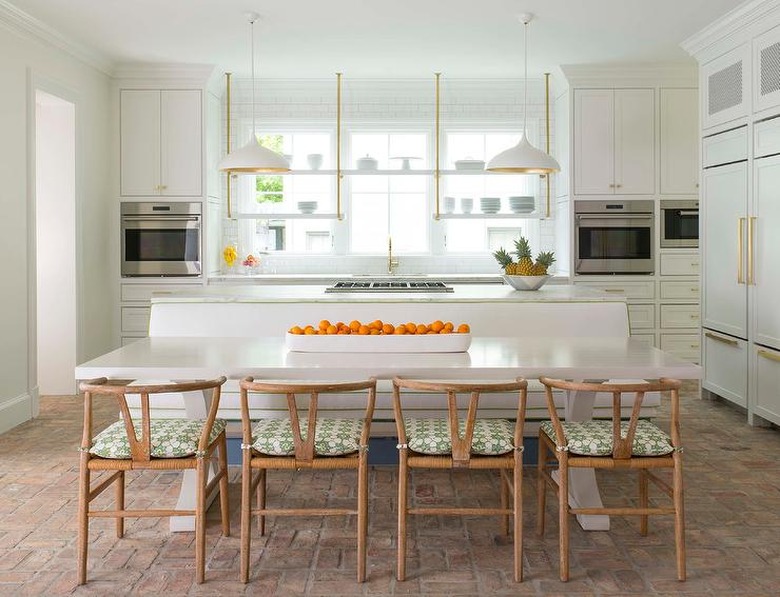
[513,454,523,582]
[500,470,510,536]
[673,454,686,581]
[257,469,267,536]
[558,457,570,582]
[639,469,649,536]
[218,434,230,537]
[115,470,125,538]
[240,456,252,583]
[195,458,207,584]
[537,434,547,537]
[77,457,90,585]
[397,451,408,581]
[357,451,369,582]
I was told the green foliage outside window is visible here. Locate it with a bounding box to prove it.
[255,134,284,203]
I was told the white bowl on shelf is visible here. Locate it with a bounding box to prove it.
[454,159,485,170]
[297,201,318,214]
[480,197,501,213]
[502,274,550,291]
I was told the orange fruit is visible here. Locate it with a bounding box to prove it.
[349,320,361,332]
[416,324,428,335]
[318,319,331,331]
[358,325,370,335]
[405,322,417,334]
[369,319,383,330]
[382,323,395,334]
[326,325,338,335]
[443,321,454,332]
[304,325,316,335]
[457,323,470,334]
[317,329,326,335]
[430,320,444,333]
[440,327,452,334]
[289,326,303,335]
[369,328,381,335]
[394,326,407,334]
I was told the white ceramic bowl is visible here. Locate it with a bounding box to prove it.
[454,159,486,170]
[502,274,550,291]
[297,201,318,214]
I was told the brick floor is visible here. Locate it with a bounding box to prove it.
[1,384,779,595]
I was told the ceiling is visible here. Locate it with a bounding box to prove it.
[8,0,745,78]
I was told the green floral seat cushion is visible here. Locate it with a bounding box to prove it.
[90,418,227,459]
[251,418,364,456]
[404,418,516,456]
[540,420,674,456]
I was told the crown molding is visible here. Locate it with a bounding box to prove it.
[113,62,218,83]
[0,0,113,75]
[681,0,780,60]
[560,63,697,87]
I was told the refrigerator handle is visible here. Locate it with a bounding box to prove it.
[747,216,756,286]
[738,217,745,285]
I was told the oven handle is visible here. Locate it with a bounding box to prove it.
[121,216,201,223]
[675,210,699,216]
[576,213,653,220]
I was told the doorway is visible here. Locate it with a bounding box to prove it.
[35,90,77,396]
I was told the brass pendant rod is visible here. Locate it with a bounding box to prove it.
[434,72,441,220]
[225,72,233,219]
[544,72,551,218]
[336,72,342,220]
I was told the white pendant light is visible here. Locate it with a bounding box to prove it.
[486,13,559,174]
[219,13,289,173]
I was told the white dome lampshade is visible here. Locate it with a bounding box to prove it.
[486,14,559,175]
[218,13,289,174]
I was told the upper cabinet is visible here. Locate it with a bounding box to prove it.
[660,88,699,195]
[701,44,751,130]
[754,24,780,114]
[120,89,202,197]
[574,88,655,195]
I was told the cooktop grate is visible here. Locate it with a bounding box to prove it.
[325,280,454,293]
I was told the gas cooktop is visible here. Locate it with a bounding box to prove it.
[325,280,454,293]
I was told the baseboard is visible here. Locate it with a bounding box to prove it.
[0,391,35,435]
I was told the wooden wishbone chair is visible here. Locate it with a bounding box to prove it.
[238,377,377,583]
[76,376,230,585]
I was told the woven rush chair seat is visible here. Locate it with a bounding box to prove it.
[539,419,674,457]
[251,417,362,456]
[404,417,516,455]
[90,418,227,459]
[76,377,230,586]
[239,378,377,584]
[393,377,528,583]
[537,376,685,583]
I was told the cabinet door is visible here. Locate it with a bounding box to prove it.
[754,25,780,114]
[753,155,780,350]
[574,89,614,195]
[614,89,655,195]
[702,330,748,407]
[120,90,161,196]
[753,345,780,425]
[702,43,751,130]
[160,90,202,196]
[660,89,699,195]
[701,161,748,338]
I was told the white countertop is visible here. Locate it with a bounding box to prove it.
[151,283,620,305]
[76,336,700,381]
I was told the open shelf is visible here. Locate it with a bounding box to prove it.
[434,212,543,220]
[233,212,343,220]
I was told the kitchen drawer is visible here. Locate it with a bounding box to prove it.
[660,304,700,329]
[754,116,780,158]
[702,126,748,168]
[121,283,200,302]
[703,330,748,407]
[121,336,145,346]
[660,280,700,300]
[575,280,655,300]
[753,345,780,425]
[121,306,151,333]
[631,333,656,347]
[661,333,700,363]
[628,304,655,330]
[660,252,700,276]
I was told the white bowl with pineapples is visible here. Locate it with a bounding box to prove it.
[493,236,555,291]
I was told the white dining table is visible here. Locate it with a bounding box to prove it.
[75,335,701,532]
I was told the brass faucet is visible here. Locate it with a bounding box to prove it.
[387,236,399,274]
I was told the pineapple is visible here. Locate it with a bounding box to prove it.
[492,247,514,272]
[532,251,556,275]
[513,237,535,275]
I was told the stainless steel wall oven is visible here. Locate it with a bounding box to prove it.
[660,199,699,248]
[574,200,655,275]
[121,202,202,277]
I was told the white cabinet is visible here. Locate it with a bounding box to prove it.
[753,25,780,114]
[120,89,202,197]
[661,334,700,363]
[574,89,655,195]
[702,331,748,407]
[701,160,749,339]
[701,43,751,130]
[753,153,780,351]
[120,282,203,344]
[659,252,700,276]
[660,88,699,195]
[753,345,780,425]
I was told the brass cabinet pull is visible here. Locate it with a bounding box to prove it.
[604,288,625,293]
[738,217,745,284]
[747,216,756,285]
[689,313,700,319]
[758,348,780,363]
[705,331,738,346]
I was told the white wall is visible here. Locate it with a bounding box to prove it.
[0,22,113,433]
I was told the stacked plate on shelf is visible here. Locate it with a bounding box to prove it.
[297,201,318,214]
[480,197,501,214]
[508,196,535,214]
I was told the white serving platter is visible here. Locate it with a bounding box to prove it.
[285,332,471,353]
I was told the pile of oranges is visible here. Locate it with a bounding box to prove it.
[288,319,470,336]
